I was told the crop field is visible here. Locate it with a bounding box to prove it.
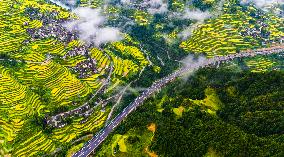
[16,61,92,106]
[1,0,282,156]
[0,0,150,156]
[0,66,43,139]
[180,3,284,58]
[244,57,276,73]
[11,106,109,156]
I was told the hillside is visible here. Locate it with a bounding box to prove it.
[96,66,284,157]
[0,0,283,156]
[0,0,153,156]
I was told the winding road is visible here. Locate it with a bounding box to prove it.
[72,46,284,157]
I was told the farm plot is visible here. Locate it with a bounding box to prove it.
[180,4,284,57]
[0,0,151,156]
[0,66,45,155]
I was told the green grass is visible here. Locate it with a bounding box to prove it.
[189,87,222,114]
[66,143,84,157]
[173,106,185,117]
[156,96,166,113]
[98,128,154,157]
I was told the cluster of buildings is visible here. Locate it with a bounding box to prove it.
[45,104,94,128]
[62,44,102,78]
[240,20,270,40]
[25,7,77,43]
[45,95,109,128]
[25,7,103,79]
[23,7,110,128]
[27,22,77,43]
[73,58,98,78]
[63,45,89,58]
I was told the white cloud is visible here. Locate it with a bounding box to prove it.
[121,0,168,14]
[95,27,123,45]
[241,0,284,16]
[241,0,284,9]
[120,0,132,5]
[64,7,123,46]
[64,0,77,5]
[178,22,200,40]
[144,0,168,14]
[181,54,206,68]
[182,9,212,21]
[179,54,207,81]
[175,9,212,40]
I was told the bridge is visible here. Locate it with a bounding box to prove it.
[72,46,284,157]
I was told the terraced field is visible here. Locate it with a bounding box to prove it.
[1,0,282,156]
[16,61,92,106]
[13,108,109,156]
[179,2,284,72]
[180,4,284,58]
[244,57,277,72]
[0,66,44,143]
[0,0,150,156]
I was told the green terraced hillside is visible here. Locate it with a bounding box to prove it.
[180,3,284,57]
[0,0,152,156]
[0,0,283,156]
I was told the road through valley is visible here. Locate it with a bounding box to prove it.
[73,46,284,157]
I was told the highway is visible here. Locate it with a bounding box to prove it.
[72,46,284,157]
